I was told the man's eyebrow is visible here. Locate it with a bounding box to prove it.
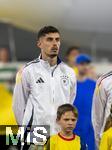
[56,37,60,39]
[46,36,60,38]
[46,36,54,39]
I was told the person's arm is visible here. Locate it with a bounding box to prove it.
[70,71,77,104]
[92,80,106,148]
[12,67,30,125]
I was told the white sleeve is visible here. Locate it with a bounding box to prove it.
[70,71,77,104]
[12,68,30,125]
[92,80,107,148]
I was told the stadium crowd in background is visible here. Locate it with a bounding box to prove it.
[0,46,10,63]
[65,46,80,75]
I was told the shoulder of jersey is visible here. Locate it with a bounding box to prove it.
[76,135,80,139]
[17,58,40,75]
[16,59,40,83]
[50,134,58,140]
[21,58,40,71]
[25,58,40,68]
[98,71,112,86]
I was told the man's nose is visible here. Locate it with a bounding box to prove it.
[53,39,57,45]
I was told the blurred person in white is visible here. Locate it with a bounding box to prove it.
[0,47,10,63]
[92,71,112,149]
[65,46,80,75]
[13,26,77,136]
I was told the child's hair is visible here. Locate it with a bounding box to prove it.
[104,104,112,132]
[56,103,78,121]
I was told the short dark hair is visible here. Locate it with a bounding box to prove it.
[57,104,78,121]
[37,26,60,40]
[66,46,80,56]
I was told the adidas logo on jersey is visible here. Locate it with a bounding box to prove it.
[36,77,44,83]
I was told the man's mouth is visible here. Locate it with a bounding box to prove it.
[51,47,58,51]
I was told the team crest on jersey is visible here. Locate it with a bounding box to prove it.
[60,75,69,86]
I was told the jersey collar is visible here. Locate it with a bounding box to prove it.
[58,133,75,141]
[38,54,61,65]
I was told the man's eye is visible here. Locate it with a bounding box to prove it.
[56,38,60,42]
[47,38,53,41]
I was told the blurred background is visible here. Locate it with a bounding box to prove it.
[0,0,112,125]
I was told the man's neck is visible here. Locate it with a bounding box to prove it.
[41,53,57,66]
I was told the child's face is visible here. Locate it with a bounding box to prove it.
[57,111,77,133]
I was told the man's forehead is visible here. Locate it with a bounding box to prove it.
[44,32,60,38]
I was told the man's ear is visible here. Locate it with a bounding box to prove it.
[37,40,41,48]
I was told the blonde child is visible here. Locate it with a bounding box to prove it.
[45,104,80,150]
